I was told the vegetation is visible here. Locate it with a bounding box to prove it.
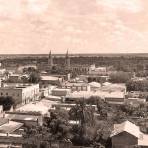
[109,71,132,83]
[126,80,148,92]
[0,96,16,111]
[28,72,41,83]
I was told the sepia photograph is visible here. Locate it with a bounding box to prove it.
[0,0,148,148]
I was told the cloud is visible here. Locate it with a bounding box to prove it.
[27,0,51,14]
[96,0,143,13]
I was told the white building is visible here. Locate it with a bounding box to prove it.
[0,84,40,106]
[62,82,90,92]
[89,64,107,75]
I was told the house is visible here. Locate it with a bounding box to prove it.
[62,82,90,92]
[0,83,40,106]
[111,120,148,148]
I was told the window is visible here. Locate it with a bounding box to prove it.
[1,92,3,96]
[6,93,8,96]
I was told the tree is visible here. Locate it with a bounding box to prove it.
[28,72,41,83]
[45,109,72,141]
[69,100,96,146]
[109,71,132,83]
[0,96,15,111]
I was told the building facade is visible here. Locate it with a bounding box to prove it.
[0,84,40,106]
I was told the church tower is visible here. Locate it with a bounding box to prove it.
[48,50,53,69]
[65,50,70,69]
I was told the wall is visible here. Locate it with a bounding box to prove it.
[112,131,138,148]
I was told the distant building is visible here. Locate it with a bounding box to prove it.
[111,120,148,148]
[89,64,107,75]
[62,82,90,92]
[51,88,71,97]
[0,84,40,106]
[40,75,63,87]
[71,65,90,75]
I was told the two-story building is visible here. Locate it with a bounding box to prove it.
[0,84,40,106]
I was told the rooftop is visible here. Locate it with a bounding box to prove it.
[111,120,141,138]
[0,120,23,134]
[41,75,61,81]
[5,114,39,122]
[16,99,59,115]
[111,120,148,146]
[89,82,101,88]
[63,82,88,87]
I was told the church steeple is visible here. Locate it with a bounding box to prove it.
[48,50,53,68]
[65,50,70,69]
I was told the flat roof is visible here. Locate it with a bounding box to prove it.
[1,83,39,90]
[63,82,88,87]
[16,99,59,115]
[0,121,23,134]
[0,118,9,126]
[5,114,39,122]
[41,76,60,81]
[66,90,125,99]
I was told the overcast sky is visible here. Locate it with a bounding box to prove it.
[0,0,148,54]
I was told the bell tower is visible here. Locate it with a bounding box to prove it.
[48,50,53,69]
[65,50,70,69]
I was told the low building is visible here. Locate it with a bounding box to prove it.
[40,75,63,87]
[62,82,90,92]
[104,92,125,105]
[101,83,127,93]
[8,74,21,83]
[51,88,71,97]
[5,111,43,126]
[0,118,24,146]
[0,84,40,106]
[16,99,59,115]
[89,82,101,91]
[125,98,146,106]
[111,120,148,148]
[45,95,61,101]
[40,85,56,97]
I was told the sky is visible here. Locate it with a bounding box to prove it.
[0,0,148,54]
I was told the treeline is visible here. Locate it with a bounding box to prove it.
[2,56,148,73]
[126,80,148,92]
